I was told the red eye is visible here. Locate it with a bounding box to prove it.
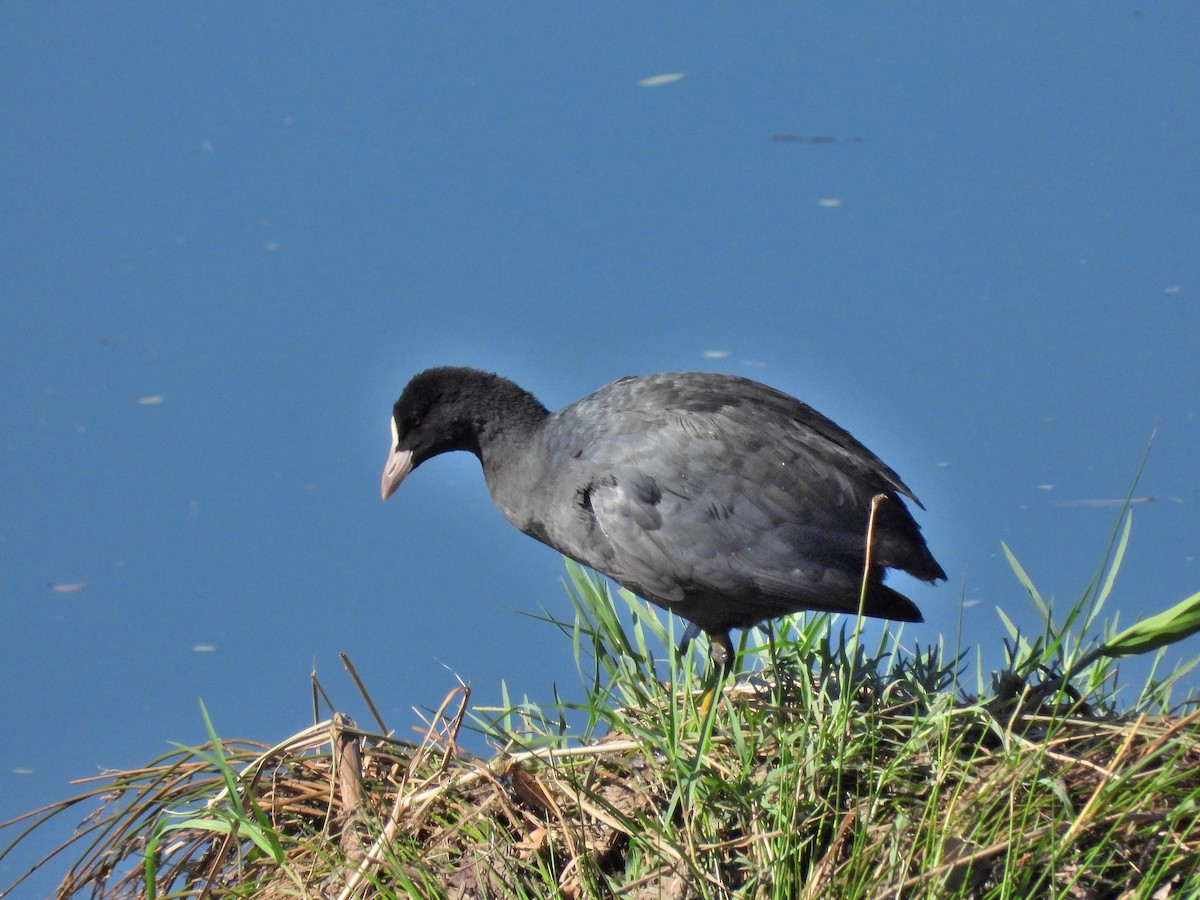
[408,415,422,428]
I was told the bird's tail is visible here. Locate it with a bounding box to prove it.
[861,581,924,623]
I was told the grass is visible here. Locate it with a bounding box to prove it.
[3,508,1200,899]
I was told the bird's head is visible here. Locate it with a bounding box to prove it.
[380,367,489,501]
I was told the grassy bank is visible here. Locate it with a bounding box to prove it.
[4,512,1200,899]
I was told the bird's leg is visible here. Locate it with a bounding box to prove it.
[698,629,734,719]
[676,624,733,716]
[676,621,702,657]
[676,624,734,674]
[707,630,734,672]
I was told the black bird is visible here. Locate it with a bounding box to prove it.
[382,367,945,668]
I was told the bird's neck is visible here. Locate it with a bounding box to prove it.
[474,383,551,529]
[474,382,547,470]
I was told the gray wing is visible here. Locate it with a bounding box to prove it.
[543,373,930,611]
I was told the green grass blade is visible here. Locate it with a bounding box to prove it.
[1002,542,1048,618]
[1084,509,1132,633]
[1100,590,1200,658]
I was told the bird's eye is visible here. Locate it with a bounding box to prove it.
[408,414,422,428]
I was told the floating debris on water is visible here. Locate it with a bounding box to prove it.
[638,72,685,88]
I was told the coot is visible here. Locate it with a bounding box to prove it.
[382,367,945,667]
